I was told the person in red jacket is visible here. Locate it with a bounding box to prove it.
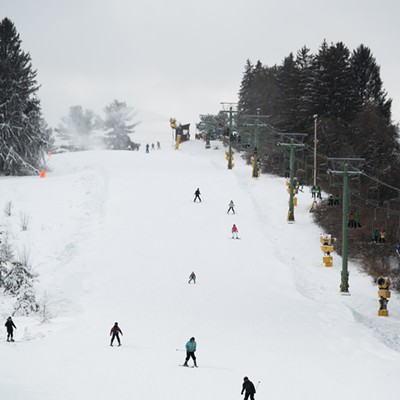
[110,322,123,346]
[231,224,239,239]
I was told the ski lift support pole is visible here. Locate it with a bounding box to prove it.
[221,102,238,170]
[328,158,365,294]
[278,135,306,222]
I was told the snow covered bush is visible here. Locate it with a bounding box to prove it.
[3,261,37,296]
[4,201,12,216]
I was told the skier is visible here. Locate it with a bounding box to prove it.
[183,337,197,367]
[316,186,322,199]
[110,322,123,346]
[241,376,256,400]
[157,141,161,150]
[151,143,155,150]
[146,143,150,153]
[311,185,316,199]
[5,316,16,342]
[227,200,235,214]
[194,188,201,202]
[328,194,334,206]
[188,271,196,284]
[231,224,239,239]
[396,242,400,256]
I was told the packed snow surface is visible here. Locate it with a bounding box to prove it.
[1,135,400,400]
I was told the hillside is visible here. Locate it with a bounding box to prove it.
[1,135,400,400]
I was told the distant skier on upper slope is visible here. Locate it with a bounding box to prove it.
[110,322,123,347]
[194,188,201,202]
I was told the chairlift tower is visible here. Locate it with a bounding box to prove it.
[221,103,238,170]
[278,134,307,222]
[328,158,365,294]
[239,109,270,178]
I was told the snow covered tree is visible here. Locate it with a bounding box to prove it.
[0,18,51,175]
[56,105,100,150]
[103,100,139,150]
[3,260,37,296]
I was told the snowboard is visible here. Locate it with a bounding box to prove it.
[179,364,197,368]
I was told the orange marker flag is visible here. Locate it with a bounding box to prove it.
[39,170,46,178]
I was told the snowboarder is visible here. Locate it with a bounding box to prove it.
[5,316,16,342]
[110,322,123,346]
[188,271,196,284]
[227,200,235,214]
[194,188,201,202]
[241,376,256,400]
[231,224,239,239]
[183,337,197,367]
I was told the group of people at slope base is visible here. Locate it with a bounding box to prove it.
[145,142,161,153]
[194,188,239,238]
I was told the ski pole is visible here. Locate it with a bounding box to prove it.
[256,381,261,390]
[175,348,185,352]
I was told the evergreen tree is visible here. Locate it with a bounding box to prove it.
[275,53,299,131]
[350,44,392,123]
[56,105,100,150]
[238,60,255,115]
[103,100,138,150]
[0,18,50,175]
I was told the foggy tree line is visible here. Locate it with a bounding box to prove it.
[0,18,140,176]
[56,100,139,151]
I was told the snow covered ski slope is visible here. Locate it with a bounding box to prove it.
[1,136,400,400]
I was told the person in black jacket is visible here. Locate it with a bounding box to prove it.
[194,188,201,202]
[241,376,256,400]
[110,322,123,346]
[5,316,17,342]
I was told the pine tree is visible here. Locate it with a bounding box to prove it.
[56,105,100,150]
[350,45,392,123]
[238,60,255,115]
[0,18,50,175]
[103,100,138,150]
[275,53,300,131]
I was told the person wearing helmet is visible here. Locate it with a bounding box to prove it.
[188,271,196,284]
[241,376,256,400]
[183,337,197,367]
[5,316,17,342]
[110,322,123,347]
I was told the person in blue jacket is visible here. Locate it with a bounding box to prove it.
[183,337,197,367]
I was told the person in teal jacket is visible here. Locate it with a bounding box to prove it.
[183,337,197,367]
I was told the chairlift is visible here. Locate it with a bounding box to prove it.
[366,186,380,207]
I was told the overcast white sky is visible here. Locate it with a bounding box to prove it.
[3,0,400,134]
